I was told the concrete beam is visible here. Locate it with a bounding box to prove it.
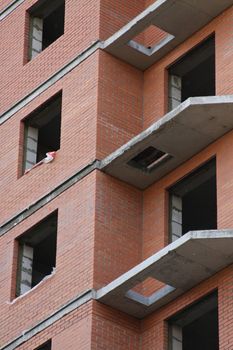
[100,95,233,189]
[96,230,233,318]
[103,0,233,70]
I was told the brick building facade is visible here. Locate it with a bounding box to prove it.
[0,1,233,349]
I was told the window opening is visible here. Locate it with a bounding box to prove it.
[169,158,216,242]
[168,292,218,350]
[28,0,65,60]
[35,340,52,350]
[16,212,57,296]
[23,92,62,173]
[168,36,215,111]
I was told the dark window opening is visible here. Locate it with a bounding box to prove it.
[128,146,172,172]
[35,340,52,350]
[16,212,57,297]
[42,3,65,50]
[169,158,217,242]
[168,36,215,111]
[31,230,57,287]
[23,92,62,172]
[28,0,65,60]
[168,292,218,350]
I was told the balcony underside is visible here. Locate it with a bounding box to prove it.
[96,230,233,318]
[102,0,233,70]
[100,96,233,190]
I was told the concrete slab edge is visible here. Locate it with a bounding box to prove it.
[96,230,233,299]
[0,289,95,350]
[100,95,233,169]
[96,232,193,299]
[0,40,101,125]
[2,95,233,237]
[1,0,233,123]
[0,160,101,237]
[2,96,233,237]
[0,0,25,21]
[1,231,233,348]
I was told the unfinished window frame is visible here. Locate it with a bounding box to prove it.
[168,158,217,243]
[16,211,58,297]
[22,91,62,174]
[168,292,219,350]
[167,35,215,111]
[28,0,65,60]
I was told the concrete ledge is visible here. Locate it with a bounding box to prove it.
[1,290,94,350]
[0,41,101,125]
[2,96,233,234]
[1,1,233,124]
[2,231,233,347]
[0,0,26,21]
[0,160,100,236]
[96,230,233,318]
[100,95,233,189]
[102,0,233,70]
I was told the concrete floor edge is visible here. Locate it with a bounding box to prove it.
[0,290,95,350]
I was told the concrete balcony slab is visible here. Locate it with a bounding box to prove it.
[96,230,233,318]
[100,96,233,189]
[102,0,233,70]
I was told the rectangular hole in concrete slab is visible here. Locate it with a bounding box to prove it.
[168,292,218,350]
[128,146,172,172]
[130,277,163,297]
[168,35,215,111]
[169,158,217,242]
[128,25,174,56]
[133,25,170,49]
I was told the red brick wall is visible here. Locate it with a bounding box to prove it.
[8,265,233,350]
[16,302,93,350]
[141,130,233,257]
[141,266,233,350]
[97,51,143,158]
[99,0,145,40]
[139,7,233,299]
[12,301,141,350]
[0,173,96,345]
[1,1,233,349]
[141,131,233,296]
[0,53,98,223]
[215,7,233,95]
[143,6,233,128]
[216,131,233,229]
[0,0,101,115]
[0,0,13,11]
[92,301,141,349]
[136,6,233,345]
[94,172,142,287]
